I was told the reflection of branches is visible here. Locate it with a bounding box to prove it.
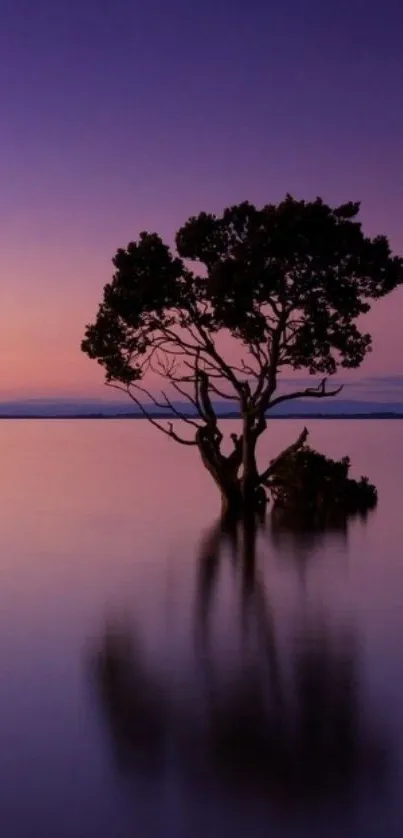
[195,519,239,642]
[90,623,166,774]
[91,618,387,809]
[268,503,377,586]
[90,523,389,811]
[268,512,350,580]
[205,622,387,806]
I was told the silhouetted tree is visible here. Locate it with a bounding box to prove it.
[82,197,402,518]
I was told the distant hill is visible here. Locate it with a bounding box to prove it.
[0,397,402,418]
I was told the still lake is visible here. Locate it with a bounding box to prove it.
[0,418,402,837]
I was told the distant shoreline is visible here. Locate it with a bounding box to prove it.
[0,413,402,420]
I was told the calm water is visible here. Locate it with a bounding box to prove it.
[0,419,402,837]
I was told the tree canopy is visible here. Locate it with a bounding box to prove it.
[82,196,402,515]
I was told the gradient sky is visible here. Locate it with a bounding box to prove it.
[1,0,402,400]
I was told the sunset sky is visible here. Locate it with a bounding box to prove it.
[1,0,402,403]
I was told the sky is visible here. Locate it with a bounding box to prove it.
[1,0,402,403]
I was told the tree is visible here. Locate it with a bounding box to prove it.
[81,196,402,518]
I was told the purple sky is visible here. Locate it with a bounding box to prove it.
[1,0,402,400]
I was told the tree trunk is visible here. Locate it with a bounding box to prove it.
[240,412,269,524]
[196,423,264,523]
[203,461,244,523]
[196,431,244,522]
[220,484,244,522]
[241,415,259,512]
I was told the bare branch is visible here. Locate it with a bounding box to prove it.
[182,357,228,382]
[105,383,198,446]
[129,382,201,428]
[249,341,269,369]
[252,361,269,404]
[259,427,309,485]
[185,322,211,348]
[193,350,206,419]
[170,380,204,415]
[266,298,282,319]
[240,358,260,378]
[189,321,244,394]
[161,389,201,427]
[268,378,344,411]
[207,381,240,401]
[258,309,288,408]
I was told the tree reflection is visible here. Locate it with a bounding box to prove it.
[91,623,167,775]
[269,504,374,556]
[202,618,385,806]
[268,504,376,590]
[89,518,389,813]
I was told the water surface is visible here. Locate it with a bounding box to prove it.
[0,419,402,837]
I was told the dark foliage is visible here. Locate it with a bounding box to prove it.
[268,444,377,526]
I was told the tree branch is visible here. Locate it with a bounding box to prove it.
[258,309,288,409]
[130,382,201,427]
[197,370,219,428]
[170,380,203,415]
[259,427,309,485]
[268,378,343,411]
[190,320,244,394]
[207,381,240,401]
[105,383,198,445]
